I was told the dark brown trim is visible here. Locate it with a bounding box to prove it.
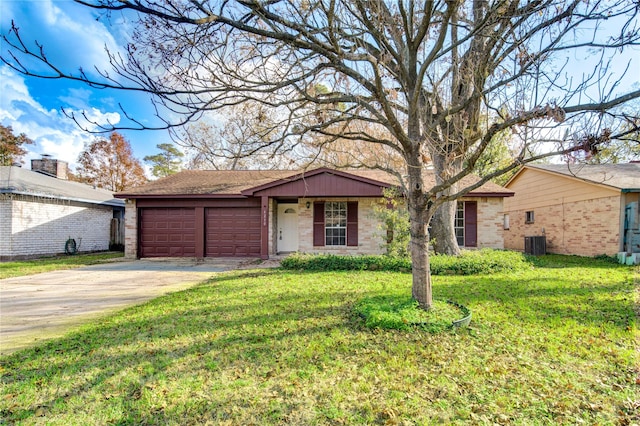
[115,193,253,199]
[136,198,261,208]
[466,192,514,197]
[195,207,205,258]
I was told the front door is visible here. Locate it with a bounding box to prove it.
[277,203,299,253]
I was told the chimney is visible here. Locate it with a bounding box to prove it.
[31,155,69,180]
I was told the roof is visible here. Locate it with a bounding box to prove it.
[116,167,513,198]
[512,163,640,192]
[0,166,125,208]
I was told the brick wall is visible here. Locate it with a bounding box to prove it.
[296,197,386,255]
[0,198,12,257]
[123,199,138,259]
[291,196,506,255]
[504,195,621,256]
[473,197,506,249]
[0,195,113,259]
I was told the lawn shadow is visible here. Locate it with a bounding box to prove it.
[0,269,369,423]
[433,272,635,328]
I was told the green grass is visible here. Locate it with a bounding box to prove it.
[354,296,466,332]
[1,255,638,424]
[0,252,125,279]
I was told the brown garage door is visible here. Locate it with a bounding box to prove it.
[139,208,196,257]
[206,207,261,257]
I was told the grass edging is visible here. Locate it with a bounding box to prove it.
[448,299,472,328]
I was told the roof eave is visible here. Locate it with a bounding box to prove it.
[115,193,250,199]
[1,189,124,207]
[467,191,515,198]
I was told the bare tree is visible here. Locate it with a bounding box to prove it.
[3,0,640,308]
[174,101,305,170]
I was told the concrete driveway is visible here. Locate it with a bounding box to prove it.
[0,258,254,355]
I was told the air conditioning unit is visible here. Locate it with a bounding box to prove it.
[524,236,546,256]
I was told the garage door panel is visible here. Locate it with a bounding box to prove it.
[205,207,261,257]
[140,208,196,257]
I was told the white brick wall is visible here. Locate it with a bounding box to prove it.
[0,195,114,259]
[0,198,12,257]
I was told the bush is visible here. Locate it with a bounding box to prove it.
[280,253,410,272]
[280,249,531,275]
[430,249,532,275]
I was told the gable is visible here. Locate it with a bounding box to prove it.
[243,169,394,197]
[505,167,619,210]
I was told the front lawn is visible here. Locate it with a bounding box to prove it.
[1,255,637,424]
[0,252,125,279]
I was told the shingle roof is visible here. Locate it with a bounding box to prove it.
[526,163,640,191]
[116,167,513,197]
[116,169,301,196]
[0,166,125,207]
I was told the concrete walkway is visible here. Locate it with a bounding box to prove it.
[0,258,253,355]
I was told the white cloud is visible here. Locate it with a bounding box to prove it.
[0,67,47,121]
[0,66,121,168]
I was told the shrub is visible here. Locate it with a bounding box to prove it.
[430,248,532,275]
[280,249,531,275]
[280,253,410,271]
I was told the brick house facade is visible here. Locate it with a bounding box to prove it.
[1,165,125,260]
[503,164,640,256]
[117,168,513,259]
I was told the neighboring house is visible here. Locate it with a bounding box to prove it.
[115,167,513,259]
[0,158,125,261]
[503,163,640,257]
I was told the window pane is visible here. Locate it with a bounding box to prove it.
[455,201,465,246]
[325,202,347,246]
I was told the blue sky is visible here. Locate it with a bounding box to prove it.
[0,0,168,170]
[1,1,639,172]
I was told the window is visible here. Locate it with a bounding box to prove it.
[325,201,347,245]
[313,201,358,247]
[455,201,465,246]
[525,211,535,224]
[503,214,510,230]
[428,201,476,248]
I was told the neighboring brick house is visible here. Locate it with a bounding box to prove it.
[503,163,640,257]
[0,159,125,261]
[115,167,513,259]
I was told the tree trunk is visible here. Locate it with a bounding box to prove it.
[432,201,461,255]
[431,149,463,256]
[406,162,434,310]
